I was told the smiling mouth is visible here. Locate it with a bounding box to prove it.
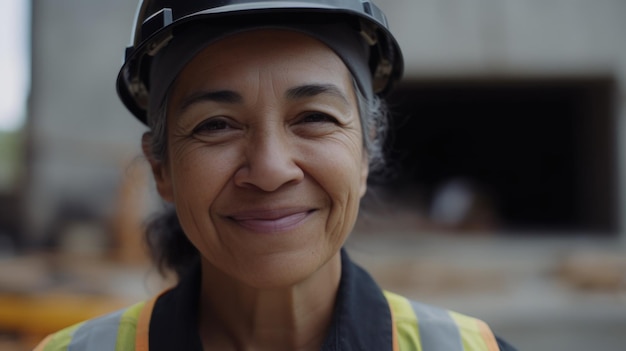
[228,209,315,233]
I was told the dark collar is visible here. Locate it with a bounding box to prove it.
[320,250,393,350]
[149,250,393,351]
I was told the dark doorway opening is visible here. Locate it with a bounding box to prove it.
[378,77,617,235]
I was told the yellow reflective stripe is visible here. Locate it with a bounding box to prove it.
[33,302,145,351]
[115,301,146,351]
[385,291,499,351]
[36,322,84,351]
[384,291,422,351]
[449,311,489,351]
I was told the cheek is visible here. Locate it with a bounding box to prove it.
[166,143,239,207]
[165,144,239,256]
[304,137,366,218]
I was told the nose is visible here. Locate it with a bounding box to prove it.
[233,128,304,192]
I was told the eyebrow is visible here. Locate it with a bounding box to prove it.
[285,84,350,105]
[177,83,350,113]
[177,90,243,113]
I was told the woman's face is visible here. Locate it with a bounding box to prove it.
[150,30,368,288]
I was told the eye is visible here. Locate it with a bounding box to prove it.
[299,112,339,124]
[192,117,233,135]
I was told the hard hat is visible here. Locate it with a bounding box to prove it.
[116,0,404,124]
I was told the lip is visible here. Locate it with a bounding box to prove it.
[226,208,315,234]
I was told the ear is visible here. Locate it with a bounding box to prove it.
[359,154,369,198]
[142,133,174,203]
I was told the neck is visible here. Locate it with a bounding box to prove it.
[198,253,342,351]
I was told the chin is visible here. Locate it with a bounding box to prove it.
[230,249,336,289]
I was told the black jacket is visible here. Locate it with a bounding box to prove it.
[149,250,516,350]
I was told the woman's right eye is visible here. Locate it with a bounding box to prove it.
[192,117,232,134]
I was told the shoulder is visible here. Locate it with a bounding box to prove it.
[384,291,514,351]
[33,301,146,351]
[496,336,518,351]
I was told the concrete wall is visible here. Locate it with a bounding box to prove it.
[376,0,626,235]
[26,0,146,243]
[378,0,626,77]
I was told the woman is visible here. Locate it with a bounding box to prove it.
[36,1,516,350]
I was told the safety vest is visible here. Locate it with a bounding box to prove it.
[35,291,498,351]
[384,291,499,351]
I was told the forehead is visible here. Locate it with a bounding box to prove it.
[170,29,355,97]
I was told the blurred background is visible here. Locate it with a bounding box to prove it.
[1,0,626,349]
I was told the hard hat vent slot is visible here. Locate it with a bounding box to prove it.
[362,2,372,15]
[141,8,173,42]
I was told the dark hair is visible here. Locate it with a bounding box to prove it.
[144,204,199,278]
[143,83,390,279]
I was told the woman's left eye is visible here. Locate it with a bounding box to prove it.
[299,112,338,124]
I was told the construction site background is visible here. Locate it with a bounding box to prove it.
[1,1,626,350]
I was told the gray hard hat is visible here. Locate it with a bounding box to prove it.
[116,0,404,124]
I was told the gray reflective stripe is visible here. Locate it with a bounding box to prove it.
[410,300,464,351]
[68,309,125,351]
